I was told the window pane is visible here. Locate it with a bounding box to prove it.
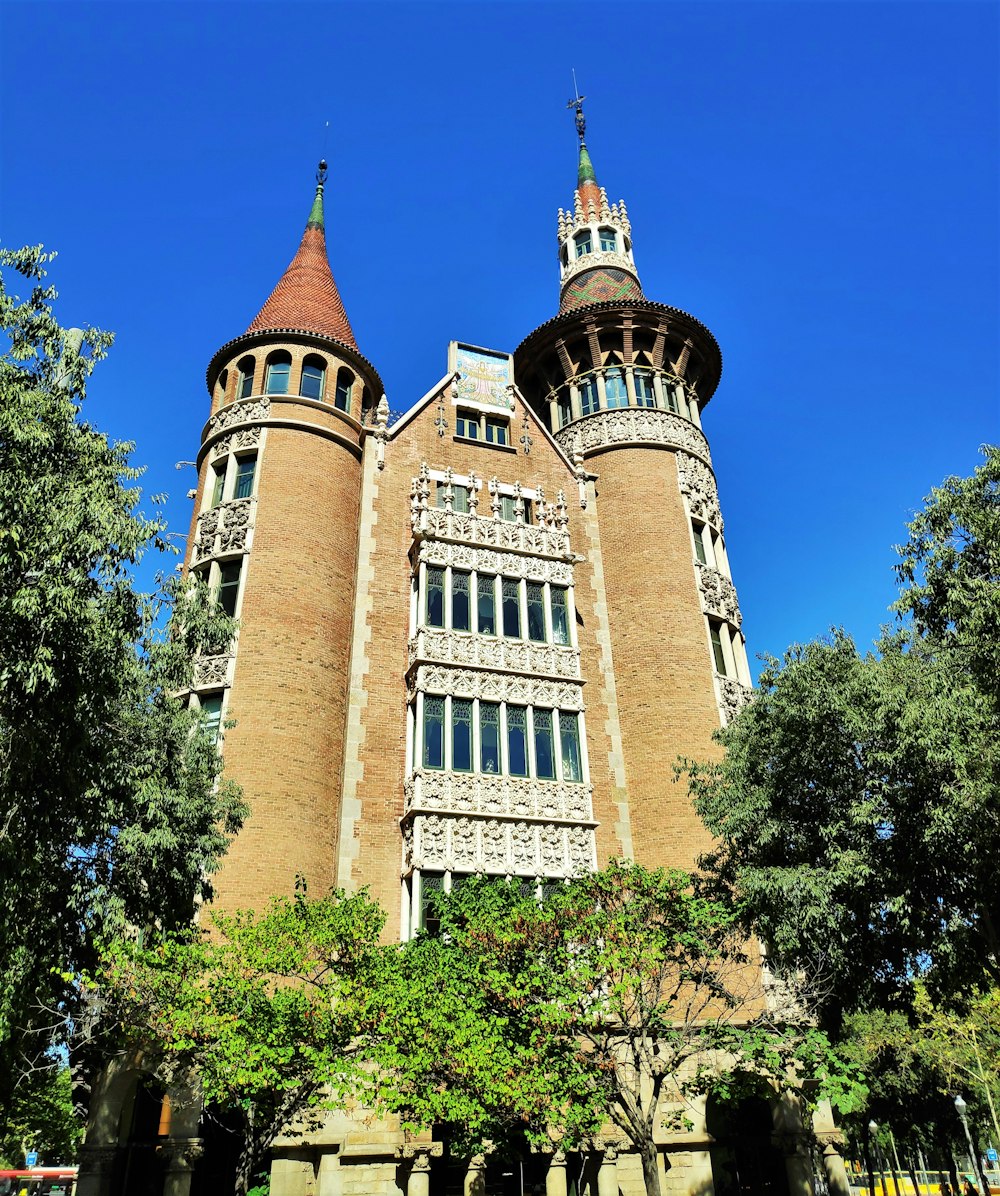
[664,384,679,414]
[485,418,508,445]
[300,363,324,399]
[477,575,496,635]
[457,410,479,439]
[693,525,707,564]
[559,712,582,782]
[452,571,471,632]
[710,624,728,675]
[218,561,242,618]
[634,370,655,406]
[527,583,545,642]
[210,465,225,507]
[423,696,445,768]
[550,588,570,645]
[420,871,445,934]
[452,699,473,771]
[200,694,223,743]
[238,366,254,398]
[599,227,617,252]
[605,368,628,408]
[426,568,445,628]
[234,456,256,500]
[574,231,592,257]
[580,377,600,415]
[502,579,521,637]
[480,703,501,773]
[507,706,528,777]
[557,391,572,427]
[265,361,290,395]
[500,495,517,522]
[534,709,555,780]
[452,485,469,513]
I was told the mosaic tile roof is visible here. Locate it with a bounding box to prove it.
[246,177,357,351]
[560,267,645,313]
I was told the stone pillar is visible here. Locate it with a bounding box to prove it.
[270,1150,315,1196]
[465,1153,487,1196]
[546,1150,569,1196]
[159,1139,204,1196]
[75,1145,119,1196]
[598,1143,620,1196]
[782,1137,815,1196]
[408,1149,432,1196]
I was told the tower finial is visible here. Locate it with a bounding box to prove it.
[567,70,586,143]
[316,158,328,186]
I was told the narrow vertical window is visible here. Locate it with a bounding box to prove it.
[477,575,496,635]
[550,588,570,646]
[605,367,628,408]
[710,623,728,675]
[456,410,479,439]
[500,495,517,522]
[452,484,469,513]
[557,391,572,428]
[264,352,291,395]
[599,227,617,252]
[217,561,242,618]
[485,418,508,446]
[426,567,445,628]
[237,357,255,399]
[199,694,223,743]
[234,456,256,500]
[420,871,445,934]
[664,384,680,414]
[452,571,471,632]
[559,712,582,782]
[334,368,353,412]
[634,370,655,407]
[534,709,556,780]
[480,703,501,773]
[507,706,528,777]
[502,579,521,638]
[423,696,445,768]
[210,464,226,508]
[452,699,473,772]
[579,376,600,415]
[526,583,546,642]
[692,524,707,564]
[300,357,326,400]
[574,230,592,257]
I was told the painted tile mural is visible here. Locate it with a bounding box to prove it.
[453,343,513,409]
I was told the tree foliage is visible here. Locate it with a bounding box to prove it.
[362,864,857,1196]
[0,245,245,1136]
[0,1064,80,1169]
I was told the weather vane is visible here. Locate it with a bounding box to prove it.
[567,69,586,143]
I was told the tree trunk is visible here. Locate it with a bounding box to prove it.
[638,1138,663,1196]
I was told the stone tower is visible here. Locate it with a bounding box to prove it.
[514,104,752,871]
[187,162,384,910]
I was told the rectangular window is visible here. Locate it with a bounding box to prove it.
[419,871,445,935]
[234,456,256,500]
[502,579,521,638]
[217,561,242,618]
[557,391,572,428]
[426,567,445,628]
[199,694,223,743]
[452,484,469,513]
[692,524,707,565]
[500,495,517,522]
[210,464,225,507]
[550,587,570,646]
[634,370,655,407]
[604,368,628,408]
[452,699,473,772]
[599,228,617,252]
[664,384,680,414]
[533,709,556,780]
[507,705,528,777]
[526,583,546,642]
[452,571,471,632]
[456,410,479,439]
[579,376,600,416]
[480,702,501,774]
[710,623,728,675]
[423,696,445,768]
[238,368,254,399]
[477,574,496,635]
[559,712,582,782]
[485,418,508,446]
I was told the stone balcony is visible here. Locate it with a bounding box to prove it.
[405,767,594,823]
[408,627,581,680]
[554,406,712,464]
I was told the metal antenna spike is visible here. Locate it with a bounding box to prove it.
[566,72,587,143]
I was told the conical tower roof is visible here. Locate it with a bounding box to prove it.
[246,162,357,351]
[576,142,602,216]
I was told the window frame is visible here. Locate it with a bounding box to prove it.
[264,352,291,396]
[300,356,326,401]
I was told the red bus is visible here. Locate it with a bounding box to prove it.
[0,1168,77,1195]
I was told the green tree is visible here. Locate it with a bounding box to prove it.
[94,885,385,1196]
[0,245,245,1139]
[364,864,857,1196]
[0,1064,81,1168]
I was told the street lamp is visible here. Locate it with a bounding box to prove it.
[869,1121,882,1196]
[955,1094,988,1196]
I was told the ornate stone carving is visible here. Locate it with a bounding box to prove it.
[405,811,597,879]
[676,452,722,531]
[206,397,271,438]
[192,653,232,689]
[417,539,574,585]
[405,769,594,822]
[372,393,390,470]
[716,674,752,725]
[561,248,638,287]
[157,1139,205,1172]
[193,497,256,563]
[695,561,742,628]
[409,628,580,680]
[555,407,711,465]
[408,664,584,710]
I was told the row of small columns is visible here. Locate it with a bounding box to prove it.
[400,1144,621,1196]
[548,368,702,430]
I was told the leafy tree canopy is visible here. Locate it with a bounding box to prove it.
[0,245,245,1137]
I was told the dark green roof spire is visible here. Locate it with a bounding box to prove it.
[578,143,597,188]
[306,159,327,230]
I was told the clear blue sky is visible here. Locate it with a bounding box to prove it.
[2,1,997,676]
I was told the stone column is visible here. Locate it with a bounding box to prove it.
[75,1145,119,1196]
[159,1139,204,1196]
[598,1143,620,1196]
[546,1150,569,1196]
[408,1149,432,1196]
[465,1153,487,1196]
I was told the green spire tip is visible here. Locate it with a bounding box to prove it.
[578,144,597,188]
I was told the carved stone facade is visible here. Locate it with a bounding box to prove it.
[695,561,742,628]
[192,496,256,563]
[555,407,712,464]
[408,627,580,679]
[403,812,596,878]
[716,674,752,725]
[417,538,574,585]
[206,396,272,439]
[407,663,584,710]
[676,451,723,531]
[406,769,594,822]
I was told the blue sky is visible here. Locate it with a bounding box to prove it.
[2,0,997,676]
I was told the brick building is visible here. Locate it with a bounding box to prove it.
[78,112,848,1196]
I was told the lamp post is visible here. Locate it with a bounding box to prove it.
[869,1121,882,1196]
[955,1094,991,1196]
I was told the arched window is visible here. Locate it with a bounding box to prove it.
[598,227,617,252]
[334,367,353,413]
[560,245,568,268]
[236,356,255,400]
[217,369,229,400]
[300,355,326,401]
[605,367,628,408]
[574,231,592,258]
[264,351,291,395]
